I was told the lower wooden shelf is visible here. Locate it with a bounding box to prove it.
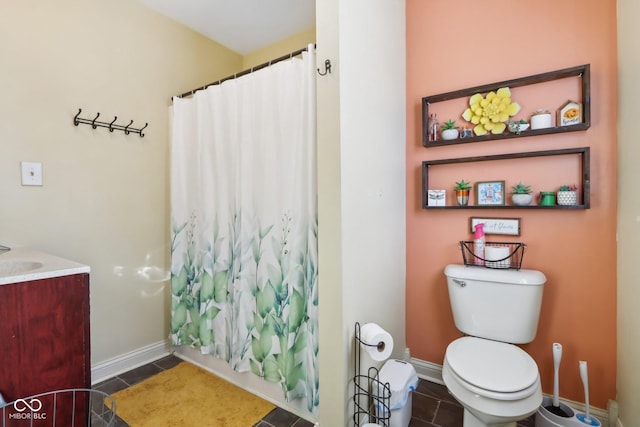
[422,147,590,210]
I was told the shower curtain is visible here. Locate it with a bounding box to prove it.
[169,46,318,414]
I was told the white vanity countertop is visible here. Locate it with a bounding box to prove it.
[0,247,90,285]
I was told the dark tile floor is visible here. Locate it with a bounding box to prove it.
[92,355,535,427]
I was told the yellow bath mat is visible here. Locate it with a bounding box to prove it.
[109,362,275,426]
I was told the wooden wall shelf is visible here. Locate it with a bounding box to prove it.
[422,64,591,147]
[421,147,591,210]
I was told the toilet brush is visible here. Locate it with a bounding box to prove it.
[545,343,572,417]
[576,360,601,426]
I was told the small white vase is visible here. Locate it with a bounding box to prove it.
[441,129,459,140]
[511,193,533,206]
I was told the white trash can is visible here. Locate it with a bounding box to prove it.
[377,359,419,427]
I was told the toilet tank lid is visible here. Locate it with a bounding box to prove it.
[444,264,546,285]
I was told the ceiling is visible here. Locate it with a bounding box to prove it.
[138,0,315,55]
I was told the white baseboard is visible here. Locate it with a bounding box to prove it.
[410,356,444,385]
[91,339,172,385]
[608,399,619,427]
[409,357,610,426]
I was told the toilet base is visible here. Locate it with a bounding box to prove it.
[464,409,516,427]
[443,359,541,427]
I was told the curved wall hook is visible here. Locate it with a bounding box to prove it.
[139,123,148,137]
[124,120,133,135]
[317,59,332,76]
[109,116,118,132]
[73,109,82,126]
[91,112,100,129]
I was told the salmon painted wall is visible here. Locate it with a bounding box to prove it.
[406,0,617,410]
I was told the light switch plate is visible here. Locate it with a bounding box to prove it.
[21,162,43,186]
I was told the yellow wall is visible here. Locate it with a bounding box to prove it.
[0,0,242,365]
[242,28,315,70]
[406,0,617,410]
[617,0,640,425]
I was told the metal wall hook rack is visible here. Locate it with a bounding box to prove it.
[73,108,148,137]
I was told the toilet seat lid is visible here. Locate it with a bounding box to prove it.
[446,337,538,393]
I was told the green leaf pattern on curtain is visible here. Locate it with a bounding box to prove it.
[170,210,318,413]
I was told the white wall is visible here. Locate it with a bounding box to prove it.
[317,0,406,425]
[316,0,347,421]
[0,0,241,365]
[616,0,640,425]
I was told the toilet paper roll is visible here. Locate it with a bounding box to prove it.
[485,246,511,268]
[360,323,394,361]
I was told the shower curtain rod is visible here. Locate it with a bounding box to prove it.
[174,44,315,99]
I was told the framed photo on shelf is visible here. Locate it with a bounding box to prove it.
[475,180,505,206]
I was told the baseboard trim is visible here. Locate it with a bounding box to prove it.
[410,356,444,385]
[410,357,609,426]
[91,339,172,385]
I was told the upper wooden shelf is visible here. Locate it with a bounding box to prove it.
[422,64,591,147]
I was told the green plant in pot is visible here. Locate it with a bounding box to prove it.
[508,119,530,135]
[441,119,460,140]
[454,180,472,206]
[510,181,533,206]
[557,184,578,205]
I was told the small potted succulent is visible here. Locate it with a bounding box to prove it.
[454,180,472,206]
[441,119,460,140]
[508,119,530,135]
[557,184,578,205]
[510,181,533,206]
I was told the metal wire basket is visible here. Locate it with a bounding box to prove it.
[0,388,116,427]
[460,241,526,270]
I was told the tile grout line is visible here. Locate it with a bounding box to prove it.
[432,399,442,425]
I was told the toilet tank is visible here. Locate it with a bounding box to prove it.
[444,264,546,344]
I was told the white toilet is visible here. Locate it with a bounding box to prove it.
[442,264,547,427]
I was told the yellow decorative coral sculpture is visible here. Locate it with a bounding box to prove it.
[461,87,520,136]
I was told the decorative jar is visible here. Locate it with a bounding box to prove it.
[531,110,552,130]
[539,191,556,206]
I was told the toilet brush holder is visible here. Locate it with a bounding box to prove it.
[536,397,600,427]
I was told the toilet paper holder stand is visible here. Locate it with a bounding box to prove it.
[353,322,391,427]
